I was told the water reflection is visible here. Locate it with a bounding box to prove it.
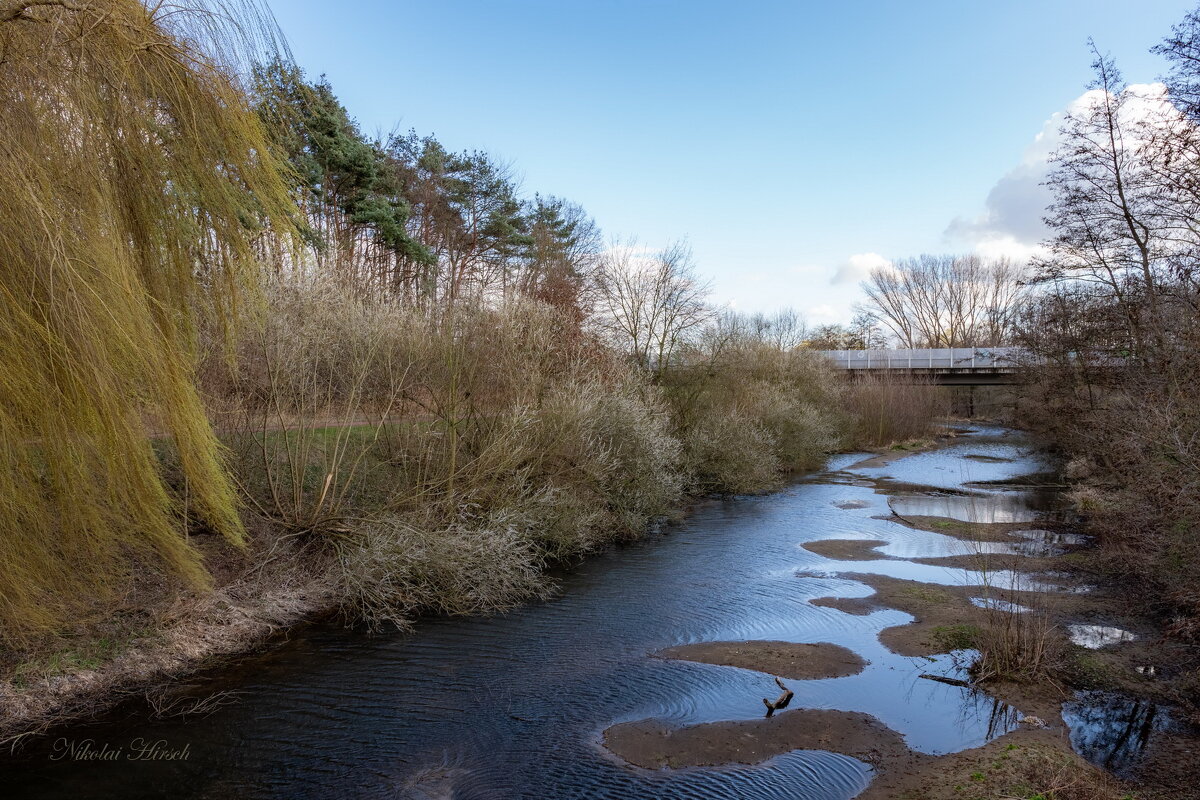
[1062,691,1172,778]
[847,427,1044,491]
[1012,529,1089,556]
[1067,624,1136,649]
[970,597,1031,614]
[888,493,1043,524]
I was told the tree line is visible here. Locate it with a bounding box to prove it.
[251,61,602,317]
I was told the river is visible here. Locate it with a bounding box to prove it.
[0,425,1136,799]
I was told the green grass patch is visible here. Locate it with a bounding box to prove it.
[1068,651,1121,691]
[931,623,982,651]
[11,635,134,688]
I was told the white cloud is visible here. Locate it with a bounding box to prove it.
[946,82,1174,260]
[971,235,1042,263]
[830,252,892,284]
[807,303,838,321]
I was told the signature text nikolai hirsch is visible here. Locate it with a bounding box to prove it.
[50,738,191,761]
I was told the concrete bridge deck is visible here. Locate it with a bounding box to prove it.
[817,347,1024,385]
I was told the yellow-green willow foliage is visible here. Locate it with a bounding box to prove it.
[0,0,297,641]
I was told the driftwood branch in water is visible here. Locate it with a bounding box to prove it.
[762,676,794,717]
[919,673,972,688]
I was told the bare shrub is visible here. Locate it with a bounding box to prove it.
[532,377,682,545]
[969,556,1066,685]
[340,300,685,559]
[383,373,681,559]
[750,390,842,472]
[839,375,948,448]
[666,335,846,494]
[682,412,781,495]
[1019,342,1200,624]
[972,603,1064,686]
[334,513,551,629]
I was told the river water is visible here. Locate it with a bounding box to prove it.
[0,426,1105,799]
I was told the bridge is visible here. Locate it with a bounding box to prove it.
[817,347,1025,385]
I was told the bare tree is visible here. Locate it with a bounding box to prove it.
[849,309,889,349]
[691,307,808,362]
[746,308,809,350]
[1034,44,1167,355]
[861,254,1024,347]
[594,239,713,374]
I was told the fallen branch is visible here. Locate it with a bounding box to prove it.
[918,672,972,688]
[762,676,794,717]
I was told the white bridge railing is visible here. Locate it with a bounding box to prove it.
[817,347,1025,370]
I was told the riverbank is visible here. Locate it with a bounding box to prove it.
[0,525,335,745]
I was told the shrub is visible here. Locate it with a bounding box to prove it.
[682,412,781,495]
[665,342,846,494]
[838,375,948,448]
[335,513,551,630]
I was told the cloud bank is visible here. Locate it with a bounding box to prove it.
[945,82,1173,261]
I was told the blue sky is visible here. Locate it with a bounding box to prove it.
[269,0,1196,323]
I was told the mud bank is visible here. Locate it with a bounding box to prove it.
[658,641,865,680]
[604,708,909,770]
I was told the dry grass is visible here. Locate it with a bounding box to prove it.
[892,741,1131,800]
[991,744,1131,800]
[972,600,1065,687]
[0,544,334,746]
[959,535,1067,686]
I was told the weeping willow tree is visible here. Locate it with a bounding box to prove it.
[0,0,297,642]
